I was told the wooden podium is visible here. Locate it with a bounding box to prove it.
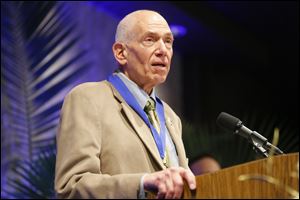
[183,152,299,199]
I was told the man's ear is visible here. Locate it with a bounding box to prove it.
[112,43,127,66]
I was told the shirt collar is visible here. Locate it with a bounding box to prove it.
[116,72,156,109]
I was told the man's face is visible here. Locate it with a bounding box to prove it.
[123,13,174,93]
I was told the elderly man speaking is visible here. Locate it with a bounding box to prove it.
[55,10,196,199]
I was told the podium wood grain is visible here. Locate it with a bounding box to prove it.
[147,153,298,198]
[183,152,299,199]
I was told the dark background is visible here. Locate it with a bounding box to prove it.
[171,1,298,125]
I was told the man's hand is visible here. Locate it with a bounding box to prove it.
[143,167,196,199]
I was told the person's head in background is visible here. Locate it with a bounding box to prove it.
[189,153,221,175]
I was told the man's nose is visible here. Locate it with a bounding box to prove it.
[154,39,168,57]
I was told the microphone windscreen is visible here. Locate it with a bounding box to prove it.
[216,112,241,131]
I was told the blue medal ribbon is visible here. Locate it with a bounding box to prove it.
[108,74,166,160]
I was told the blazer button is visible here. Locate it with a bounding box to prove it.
[169,119,173,126]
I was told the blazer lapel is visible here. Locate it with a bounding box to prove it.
[165,116,188,168]
[107,81,165,170]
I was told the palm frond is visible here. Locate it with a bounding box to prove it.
[1,1,91,197]
[4,147,56,199]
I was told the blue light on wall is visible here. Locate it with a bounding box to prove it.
[170,24,187,38]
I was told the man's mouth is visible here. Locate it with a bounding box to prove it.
[151,63,167,67]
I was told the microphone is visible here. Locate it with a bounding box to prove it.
[216,112,284,156]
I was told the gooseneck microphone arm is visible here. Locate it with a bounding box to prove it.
[217,112,284,158]
[236,121,269,158]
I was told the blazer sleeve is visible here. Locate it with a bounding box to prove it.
[54,87,144,199]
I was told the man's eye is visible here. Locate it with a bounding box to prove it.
[146,37,153,41]
[143,37,154,46]
[165,39,172,44]
[145,37,154,42]
[165,39,173,48]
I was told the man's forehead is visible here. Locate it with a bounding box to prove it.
[134,25,173,39]
[135,19,171,33]
[142,30,174,39]
[141,22,170,30]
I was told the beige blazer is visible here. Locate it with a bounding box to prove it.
[55,80,189,198]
